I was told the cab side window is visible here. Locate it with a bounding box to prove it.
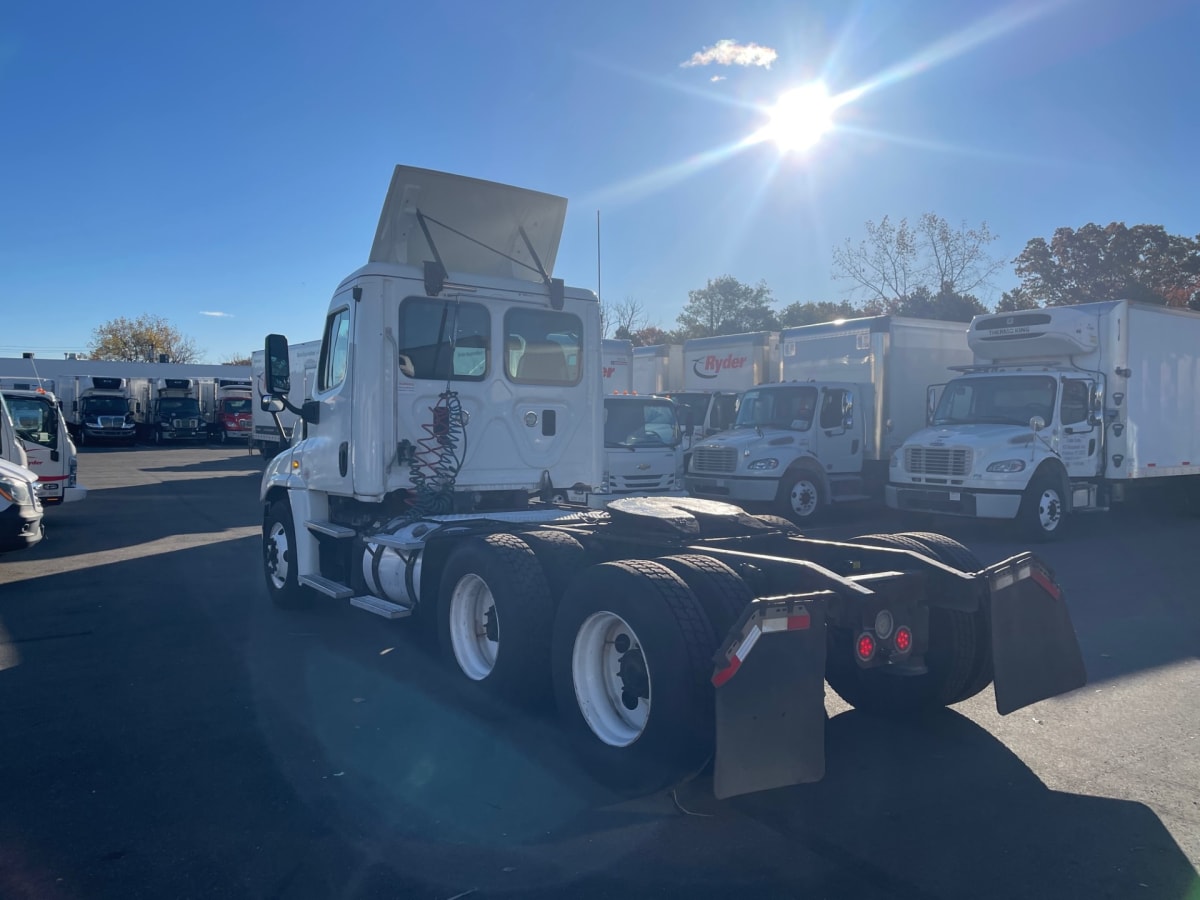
[820,388,849,430]
[318,308,351,392]
[398,298,490,381]
[1061,380,1089,426]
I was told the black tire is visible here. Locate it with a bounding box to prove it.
[552,559,716,797]
[262,497,312,609]
[752,514,802,535]
[824,532,985,714]
[657,554,753,638]
[1018,470,1068,541]
[77,429,87,448]
[896,532,991,705]
[776,468,824,524]
[436,533,555,702]
[154,428,162,446]
[518,529,589,599]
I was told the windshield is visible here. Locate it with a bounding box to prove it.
[604,398,680,448]
[81,396,130,416]
[5,394,59,449]
[221,398,252,415]
[735,386,817,431]
[934,375,1057,427]
[158,398,201,416]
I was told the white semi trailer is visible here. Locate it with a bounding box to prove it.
[59,376,137,446]
[256,164,1085,800]
[888,300,1200,538]
[687,317,973,523]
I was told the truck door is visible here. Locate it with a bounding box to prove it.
[304,304,355,494]
[817,387,862,475]
[1058,378,1099,478]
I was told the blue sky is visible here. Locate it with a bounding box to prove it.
[1,0,1196,363]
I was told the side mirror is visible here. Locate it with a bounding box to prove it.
[1029,415,1046,433]
[264,334,291,395]
[261,396,285,413]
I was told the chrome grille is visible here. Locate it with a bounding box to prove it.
[172,418,199,429]
[692,446,737,474]
[98,416,124,428]
[611,473,672,492]
[905,447,971,476]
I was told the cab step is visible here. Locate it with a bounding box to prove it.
[306,520,357,539]
[298,574,354,599]
[350,595,414,619]
[831,493,872,503]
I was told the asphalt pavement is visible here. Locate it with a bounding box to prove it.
[1,445,1197,900]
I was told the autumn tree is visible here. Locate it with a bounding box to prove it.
[995,286,1039,312]
[1013,223,1200,308]
[893,286,988,322]
[628,325,670,347]
[88,314,201,363]
[676,275,778,338]
[778,300,862,327]
[833,213,1005,308]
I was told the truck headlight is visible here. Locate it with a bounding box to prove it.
[747,458,779,470]
[0,477,33,506]
[890,450,902,468]
[986,459,1026,473]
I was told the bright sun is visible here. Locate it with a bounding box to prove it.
[762,82,836,153]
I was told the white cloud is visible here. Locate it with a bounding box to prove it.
[681,39,777,70]
[200,311,234,318]
[711,75,726,83]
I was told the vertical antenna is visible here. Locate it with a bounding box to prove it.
[596,209,602,336]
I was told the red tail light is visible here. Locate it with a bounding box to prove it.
[893,626,913,654]
[855,632,877,662]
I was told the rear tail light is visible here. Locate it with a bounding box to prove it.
[893,626,913,655]
[855,632,877,662]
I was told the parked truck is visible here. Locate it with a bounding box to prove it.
[632,343,681,395]
[59,376,138,446]
[251,340,321,458]
[888,300,1200,539]
[213,378,254,443]
[0,391,29,467]
[0,454,43,554]
[0,379,86,505]
[256,164,1085,801]
[686,317,972,523]
[133,378,209,444]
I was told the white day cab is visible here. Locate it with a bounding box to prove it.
[687,317,972,524]
[250,340,321,458]
[888,300,1200,539]
[0,379,85,505]
[256,164,1086,800]
[58,376,138,446]
[587,339,685,503]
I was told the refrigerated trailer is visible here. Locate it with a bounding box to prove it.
[256,164,1085,801]
[59,376,137,445]
[888,300,1200,538]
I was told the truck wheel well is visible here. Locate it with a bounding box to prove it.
[1030,460,1070,508]
[262,485,288,512]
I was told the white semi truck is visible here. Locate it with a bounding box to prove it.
[251,340,321,458]
[0,379,86,505]
[888,300,1200,539]
[59,376,138,446]
[687,317,973,523]
[256,164,1085,800]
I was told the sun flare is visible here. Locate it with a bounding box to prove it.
[761,82,836,153]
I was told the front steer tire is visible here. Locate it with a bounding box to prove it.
[262,498,312,610]
[552,560,716,798]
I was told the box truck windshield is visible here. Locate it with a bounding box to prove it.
[934,375,1057,427]
[604,398,680,449]
[735,386,817,431]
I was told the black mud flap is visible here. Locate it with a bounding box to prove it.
[986,553,1087,715]
[712,600,827,799]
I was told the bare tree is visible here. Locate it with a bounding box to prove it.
[609,295,647,340]
[833,213,1004,306]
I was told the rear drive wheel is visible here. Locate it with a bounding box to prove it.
[552,560,716,797]
[752,514,802,534]
[437,534,554,702]
[263,498,311,609]
[519,529,590,598]
[824,533,986,714]
[1019,471,1067,541]
[657,554,753,637]
[777,469,823,524]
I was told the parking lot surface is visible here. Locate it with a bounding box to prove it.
[1,445,1198,899]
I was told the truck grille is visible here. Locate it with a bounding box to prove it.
[905,447,972,476]
[98,416,125,428]
[692,446,737,474]
[172,418,199,429]
[610,473,673,493]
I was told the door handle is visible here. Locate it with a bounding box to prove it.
[339,442,348,477]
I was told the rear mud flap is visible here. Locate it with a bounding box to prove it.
[712,603,827,799]
[986,553,1087,715]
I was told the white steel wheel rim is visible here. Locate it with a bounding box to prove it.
[449,574,499,681]
[266,522,290,589]
[572,611,651,747]
[789,478,819,518]
[1038,488,1063,532]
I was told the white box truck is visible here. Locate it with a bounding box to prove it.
[632,344,682,395]
[253,164,1084,801]
[251,340,321,458]
[0,391,29,467]
[213,378,254,443]
[887,300,1200,539]
[60,376,138,446]
[134,378,208,444]
[686,317,973,523]
[0,379,85,505]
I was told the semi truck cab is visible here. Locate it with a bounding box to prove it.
[77,377,136,445]
[151,379,208,443]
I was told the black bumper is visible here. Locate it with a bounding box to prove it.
[0,503,44,552]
